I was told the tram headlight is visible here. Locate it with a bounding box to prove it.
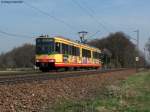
[36,59,40,62]
[48,59,55,62]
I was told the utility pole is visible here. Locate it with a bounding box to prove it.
[144,47,146,68]
[78,31,88,43]
[134,30,139,50]
[134,30,140,72]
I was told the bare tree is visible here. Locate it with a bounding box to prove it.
[88,32,137,67]
[0,44,35,68]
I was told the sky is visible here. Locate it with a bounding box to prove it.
[0,0,150,53]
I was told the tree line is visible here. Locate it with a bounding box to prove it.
[0,44,35,69]
[0,32,147,69]
[88,32,146,68]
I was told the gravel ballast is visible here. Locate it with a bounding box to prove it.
[0,69,135,112]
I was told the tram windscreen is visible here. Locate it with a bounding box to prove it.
[36,38,54,54]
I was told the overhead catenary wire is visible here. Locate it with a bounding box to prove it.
[0,1,109,40]
[71,0,111,34]
[88,30,101,40]
[0,1,78,40]
[0,29,32,39]
[83,0,111,31]
[80,0,110,26]
[24,2,77,32]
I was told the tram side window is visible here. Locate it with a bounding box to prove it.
[73,47,76,56]
[72,46,75,56]
[82,49,91,58]
[76,47,80,56]
[62,43,65,54]
[93,52,95,58]
[93,52,96,59]
[61,44,80,56]
[88,50,91,58]
[93,52,100,59]
[82,49,86,57]
[70,46,73,55]
[98,53,100,59]
[68,45,72,55]
[55,42,61,53]
[65,45,68,54]
[62,43,69,54]
[72,46,80,56]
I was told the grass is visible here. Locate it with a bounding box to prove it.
[47,71,150,112]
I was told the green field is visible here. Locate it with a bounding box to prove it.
[49,71,150,112]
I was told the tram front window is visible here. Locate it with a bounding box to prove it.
[36,38,54,54]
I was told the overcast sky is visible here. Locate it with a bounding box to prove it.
[0,0,150,53]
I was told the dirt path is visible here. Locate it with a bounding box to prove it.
[0,69,135,112]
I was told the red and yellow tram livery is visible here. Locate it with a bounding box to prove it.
[35,35,102,71]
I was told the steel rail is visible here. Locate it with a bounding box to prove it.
[0,68,132,85]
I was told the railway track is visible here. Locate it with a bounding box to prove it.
[0,68,132,85]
